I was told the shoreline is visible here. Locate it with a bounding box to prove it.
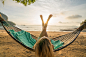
[0,28,86,32]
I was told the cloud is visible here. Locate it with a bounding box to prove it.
[60,12,65,15]
[66,15,82,19]
[52,11,66,17]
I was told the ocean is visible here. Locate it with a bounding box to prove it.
[14,25,78,32]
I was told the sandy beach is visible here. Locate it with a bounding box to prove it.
[0,29,86,57]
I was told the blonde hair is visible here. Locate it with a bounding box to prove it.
[34,37,54,57]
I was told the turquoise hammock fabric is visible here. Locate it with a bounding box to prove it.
[8,29,64,49]
[8,29,36,48]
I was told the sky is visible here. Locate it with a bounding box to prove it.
[0,0,86,26]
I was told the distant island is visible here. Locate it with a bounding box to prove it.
[0,12,16,26]
[0,21,16,26]
[0,12,8,21]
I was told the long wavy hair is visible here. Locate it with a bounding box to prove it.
[34,37,54,57]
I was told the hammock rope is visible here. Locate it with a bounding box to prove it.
[0,15,86,52]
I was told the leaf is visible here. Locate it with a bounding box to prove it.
[2,0,36,6]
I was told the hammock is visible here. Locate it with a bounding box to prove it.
[0,13,86,52]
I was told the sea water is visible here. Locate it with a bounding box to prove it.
[14,25,78,32]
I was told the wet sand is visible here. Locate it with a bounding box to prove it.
[0,30,86,57]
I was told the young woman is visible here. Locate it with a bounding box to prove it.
[34,14,54,57]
